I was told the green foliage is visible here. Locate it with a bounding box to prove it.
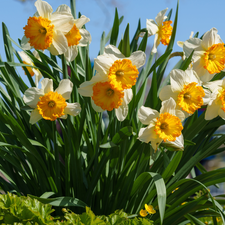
[0,0,225,224]
[0,193,153,225]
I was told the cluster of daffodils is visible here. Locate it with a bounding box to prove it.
[20,1,225,154]
[139,204,156,217]
[21,0,91,62]
[78,45,146,121]
[138,27,225,151]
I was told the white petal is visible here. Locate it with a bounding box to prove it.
[29,108,43,124]
[104,44,125,58]
[146,19,158,36]
[128,51,146,69]
[192,58,215,82]
[18,51,32,64]
[21,36,31,50]
[78,73,108,97]
[175,109,185,122]
[202,28,223,50]
[138,124,162,150]
[41,78,53,94]
[23,87,44,108]
[35,0,53,19]
[123,89,133,104]
[94,54,115,75]
[78,29,92,46]
[155,8,168,26]
[55,79,73,100]
[34,70,42,87]
[64,45,78,62]
[115,104,128,121]
[159,85,177,101]
[64,102,81,117]
[138,106,159,125]
[205,100,220,120]
[160,98,176,115]
[164,134,184,151]
[203,80,222,93]
[203,88,212,105]
[55,4,71,14]
[49,30,68,55]
[48,43,59,55]
[74,15,90,29]
[170,69,186,93]
[218,108,225,120]
[91,99,104,112]
[184,69,201,85]
[183,38,203,60]
[151,33,159,54]
[51,12,74,33]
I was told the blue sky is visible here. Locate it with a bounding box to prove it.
[1,0,225,70]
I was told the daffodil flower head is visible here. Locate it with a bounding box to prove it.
[183,28,225,82]
[21,0,74,55]
[145,204,156,215]
[23,78,81,124]
[78,72,133,121]
[146,8,173,54]
[139,209,148,217]
[138,98,185,151]
[18,50,42,87]
[94,45,146,91]
[159,69,211,118]
[204,78,225,120]
[139,204,156,217]
[54,5,91,62]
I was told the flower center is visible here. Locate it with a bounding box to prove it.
[108,59,139,90]
[48,101,55,107]
[154,112,183,142]
[116,69,124,76]
[158,20,173,45]
[203,43,225,74]
[65,24,82,46]
[22,61,35,77]
[177,82,205,114]
[92,81,124,111]
[37,91,67,121]
[24,16,54,50]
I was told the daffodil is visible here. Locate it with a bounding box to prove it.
[78,72,133,121]
[139,204,156,217]
[146,8,173,54]
[159,69,211,117]
[138,98,185,151]
[21,0,74,55]
[183,28,225,82]
[139,209,148,217]
[204,78,225,120]
[54,5,91,62]
[18,50,42,87]
[23,78,81,124]
[94,45,146,91]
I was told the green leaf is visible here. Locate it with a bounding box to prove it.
[110,8,119,46]
[29,194,87,208]
[121,23,130,57]
[112,126,134,144]
[100,142,117,148]
[138,30,148,52]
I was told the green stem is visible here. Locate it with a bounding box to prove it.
[52,121,62,195]
[62,54,68,79]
